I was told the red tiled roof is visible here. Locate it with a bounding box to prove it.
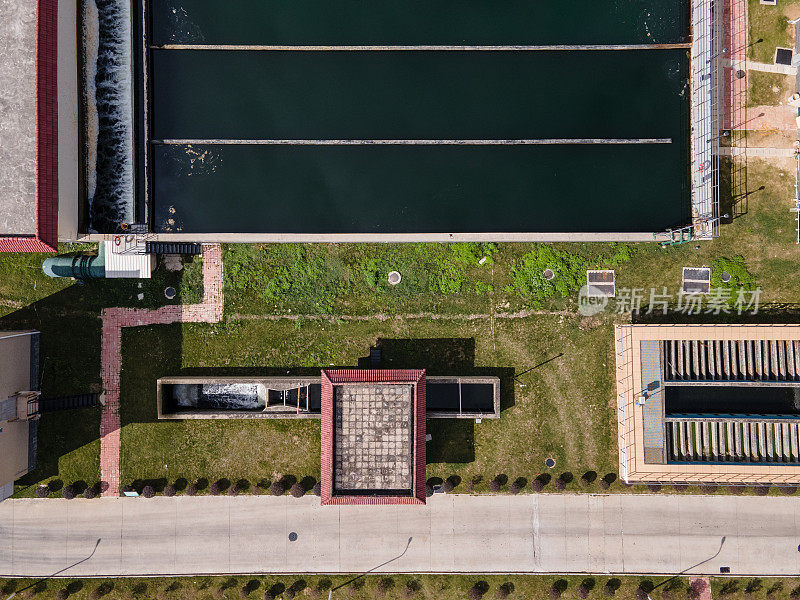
[0,0,58,253]
[320,369,427,506]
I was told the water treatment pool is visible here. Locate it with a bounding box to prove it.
[86,0,694,235]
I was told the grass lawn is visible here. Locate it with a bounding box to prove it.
[0,575,779,600]
[118,313,617,491]
[748,0,797,63]
[747,70,796,107]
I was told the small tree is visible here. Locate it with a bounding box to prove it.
[283,588,295,600]
[648,483,662,493]
[162,484,176,497]
[56,589,69,600]
[425,483,434,497]
[290,483,305,498]
[489,479,501,492]
[580,471,597,487]
[754,485,770,496]
[270,481,285,496]
[83,486,97,499]
[495,583,514,599]
[375,578,394,598]
[404,580,421,598]
[509,481,522,495]
[209,481,221,496]
[62,484,76,500]
[598,478,610,490]
[312,482,321,496]
[554,478,566,491]
[142,485,155,498]
[634,588,649,600]
[468,586,485,600]
[532,478,545,492]
[263,588,277,600]
[441,479,454,493]
[186,482,198,496]
[228,485,239,497]
[35,485,49,498]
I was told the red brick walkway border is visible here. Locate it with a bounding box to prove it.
[723,0,748,131]
[689,577,713,600]
[99,244,224,496]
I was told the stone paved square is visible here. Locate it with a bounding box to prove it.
[333,384,413,491]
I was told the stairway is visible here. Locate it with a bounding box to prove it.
[38,394,99,413]
[145,242,203,256]
[662,339,800,381]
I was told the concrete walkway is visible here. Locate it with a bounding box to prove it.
[723,58,797,76]
[1,493,799,577]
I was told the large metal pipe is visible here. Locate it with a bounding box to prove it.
[42,244,105,279]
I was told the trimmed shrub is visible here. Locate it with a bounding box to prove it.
[727,485,745,495]
[648,483,662,493]
[698,485,717,494]
[290,483,305,498]
[672,484,689,492]
[83,486,97,499]
[754,485,770,496]
[62,485,76,500]
[489,479,501,492]
[141,485,155,498]
[508,481,522,495]
[603,579,621,597]
[468,587,484,600]
[495,583,514,599]
[532,478,545,492]
[780,486,798,495]
[441,479,454,493]
[209,481,222,496]
[270,481,285,496]
[312,482,321,496]
[554,478,566,491]
[404,580,421,598]
[186,482,198,496]
[35,485,49,498]
[163,484,176,497]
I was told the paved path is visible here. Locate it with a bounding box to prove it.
[99,245,224,496]
[723,58,798,76]
[1,494,800,577]
[718,146,796,157]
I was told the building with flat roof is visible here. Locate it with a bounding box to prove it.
[321,370,426,505]
[0,331,40,501]
[616,324,800,485]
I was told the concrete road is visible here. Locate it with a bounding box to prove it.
[0,493,798,577]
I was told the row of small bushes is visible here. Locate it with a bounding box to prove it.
[426,472,619,496]
[427,472,799,496]
[121,477,321,499]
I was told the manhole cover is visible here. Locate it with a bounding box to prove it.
[164,286,176,300]
[545,458,556,468]
[388,271,402,285]
[543,269,555,281]
[289,532,298,542]
[735,69,746,79]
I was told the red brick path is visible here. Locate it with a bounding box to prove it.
[688,577,713,600]
[99,244,224,496]
[723,0,748,130]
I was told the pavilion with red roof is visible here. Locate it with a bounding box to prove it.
[320,369,427,505]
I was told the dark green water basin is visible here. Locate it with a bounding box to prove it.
[151,0,689,46]
[151,49,688,141]
[153,143,687,233]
